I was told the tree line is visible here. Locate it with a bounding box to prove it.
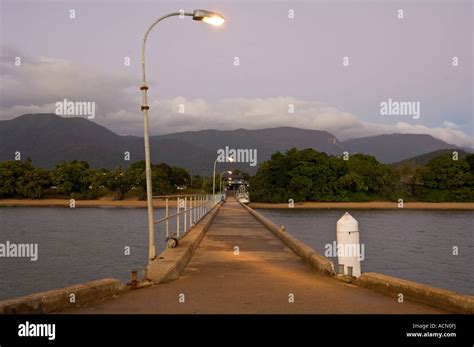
[1,149,473,202]
[0,160,211,200]
[249,148,474,202]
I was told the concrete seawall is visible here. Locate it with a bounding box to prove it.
[146,202,222,284]
[241,203,336,277]
[0,278,127,314]
[244,202,474,313]
[354,273,474,314]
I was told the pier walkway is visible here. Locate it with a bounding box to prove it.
[72,200,444,313]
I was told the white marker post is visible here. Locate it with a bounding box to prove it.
[336,212,361,277]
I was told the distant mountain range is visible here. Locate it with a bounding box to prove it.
[0,114,469,174]
[343,133,458,164]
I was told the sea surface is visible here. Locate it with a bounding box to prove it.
[258,208,474,295]
[0,207,472,301]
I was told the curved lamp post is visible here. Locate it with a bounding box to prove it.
[212,156,233,204]
[219,171,232,194]
[141,9,225,261]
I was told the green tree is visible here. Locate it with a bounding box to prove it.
[421,154,471,190]
[0,161,28,198]
[51,161,99,198]
[0,160,50,198]
[465,154,474,175]
[102,167,134,200]
[190,175,204,190]
[169,166,191,188]
[127,161,146,199]
[16,167,51,198]
[416,154,473,201]
[127,161,176,200]
[249,149,401,202]
[338,172,368,193]
[154,163,175,195]
[345,154,400,199]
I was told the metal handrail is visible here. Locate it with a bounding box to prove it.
[152,194,213,198]
[152,193,220,246]
[153,198,212,224]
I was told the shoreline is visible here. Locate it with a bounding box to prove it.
[249,201,474,210]
[0,199,473,210]
[0,198,168,208]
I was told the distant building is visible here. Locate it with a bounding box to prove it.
[226,174,247,191]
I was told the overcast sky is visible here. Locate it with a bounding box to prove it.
[0,0,473,147]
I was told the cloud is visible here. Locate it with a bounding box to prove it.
[441,121,461,130]
[1,52,473,149]
[110,96,474,148]
[0,50,136,117]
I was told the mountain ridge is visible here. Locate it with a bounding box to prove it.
[0,114,467,174]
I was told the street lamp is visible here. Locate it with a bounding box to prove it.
[192,9,225,25]
[219,171,232,194]
[141,9,225,261]
[212,156,234,203]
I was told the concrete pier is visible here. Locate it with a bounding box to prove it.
[69,200,446,314]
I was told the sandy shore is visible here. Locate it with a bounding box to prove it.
[0,199,473,210]
[249,201,474,210]
[0,198,168,208]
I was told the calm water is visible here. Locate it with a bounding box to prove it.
[0,207,472,301]
[0,207,185,301]
[258,209,474,295]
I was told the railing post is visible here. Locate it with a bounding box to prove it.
[176,197,180,238]
[184,197,187,234]
[165,197,169,238]
[190,196,193,226]
[189,195,193,229]
[153,194,215,250]
[199,196,202,219]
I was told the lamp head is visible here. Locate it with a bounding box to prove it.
[193,9,225,26]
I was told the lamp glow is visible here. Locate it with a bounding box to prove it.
[193,9,225,26]
[202,15,225,26]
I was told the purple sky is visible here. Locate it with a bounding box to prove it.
[0,0,473,147]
